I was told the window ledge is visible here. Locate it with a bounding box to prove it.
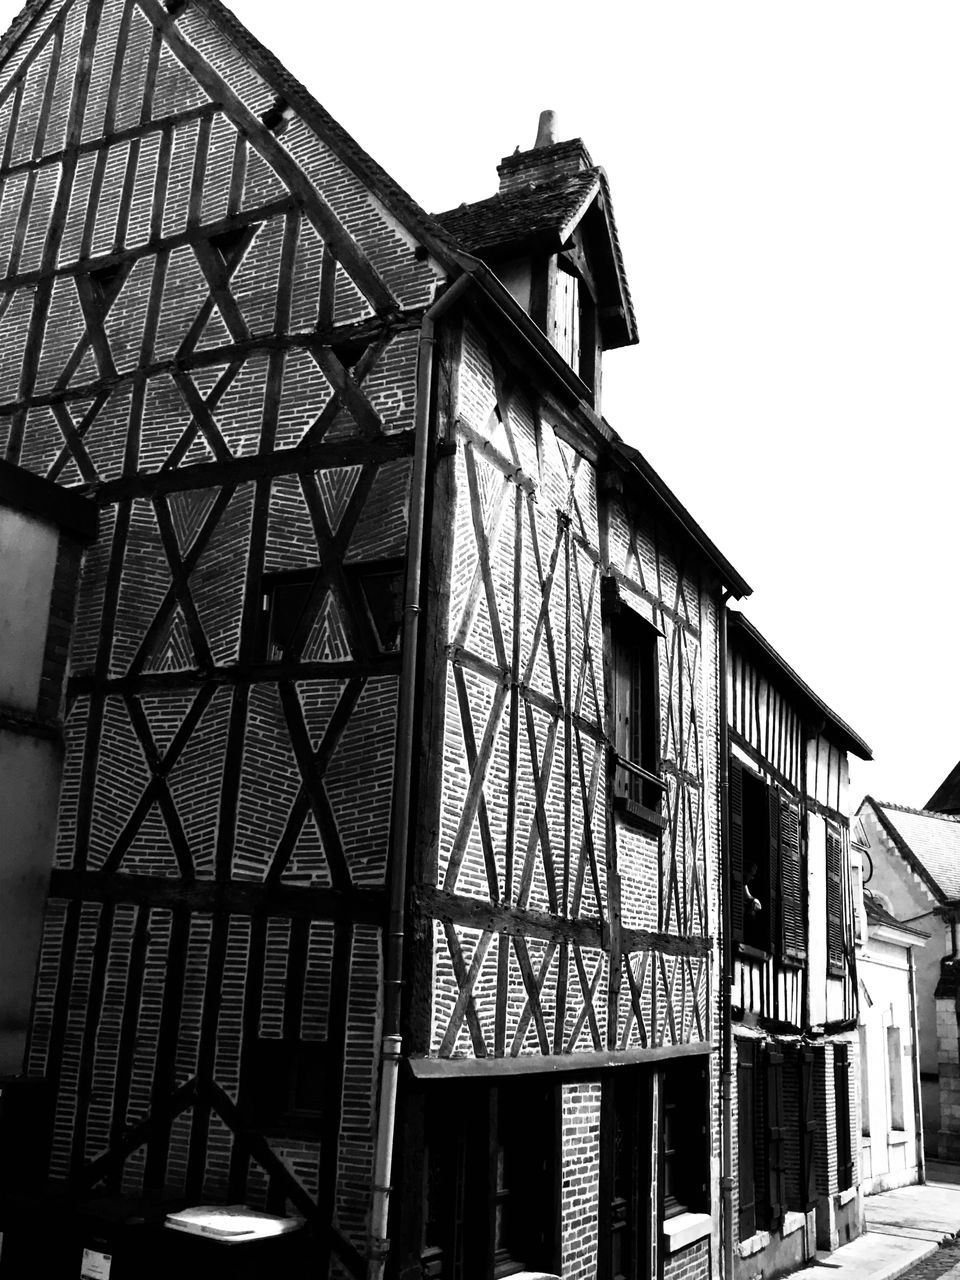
[783,1211,806,1238]
[888,1129,910,1146]
[663,1212,712,1252]
[738,1229,771,1258]
[838,1186,857,1206]
[613,796,667,832]
[735,943,770,963]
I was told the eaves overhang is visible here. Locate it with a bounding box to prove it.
[729,612,872,760]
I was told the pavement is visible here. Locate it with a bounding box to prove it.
[784,1163,960,1280]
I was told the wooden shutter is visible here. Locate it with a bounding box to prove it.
[737,1040,756,1240]
[730,758,745,946]
[826,826,844,976]
[764,1047,786,1230]
[780,799,805,960]
[798,1047,817,1209]
[767,786,780,957]
[834,1045,853,1191]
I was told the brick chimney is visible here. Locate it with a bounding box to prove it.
[497,109,594,195]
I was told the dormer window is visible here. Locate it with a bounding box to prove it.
[553,263,580,368]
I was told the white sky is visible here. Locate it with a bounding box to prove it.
[7,0,959,810]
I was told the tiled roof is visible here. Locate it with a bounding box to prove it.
[435,170,601,255]
[865,797,960,901]
[927,759,960,814]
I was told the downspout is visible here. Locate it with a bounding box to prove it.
[367,272,474,1280]
[908,946,925,1184]
[718,590,735,1280]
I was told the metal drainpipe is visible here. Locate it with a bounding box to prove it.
[367,273,474,1280]
[718,591,735,1280]
[908,946,925,1184]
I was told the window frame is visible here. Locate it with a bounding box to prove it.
[605,579,665,830]
[421,1081,561,1280]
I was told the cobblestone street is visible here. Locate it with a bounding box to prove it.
[896,1238,960,1280]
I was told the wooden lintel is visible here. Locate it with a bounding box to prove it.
[407,1039,713,1080]
[48,869,387,923]
[728,729,801,799]
[608,565,701,640]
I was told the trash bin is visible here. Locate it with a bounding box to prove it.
[161,1204,311,1278]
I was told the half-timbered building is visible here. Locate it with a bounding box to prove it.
[725,613,871,1279]
[0,2,756,1277]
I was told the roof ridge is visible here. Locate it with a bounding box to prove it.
[434,167,602,219]
[872,797,960,823]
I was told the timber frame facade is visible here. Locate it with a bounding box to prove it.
[725,613,871,1278]
[0,3,753,1277]
[0,4,880,1280]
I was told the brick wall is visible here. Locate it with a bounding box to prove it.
[3,0,442,1263]
[664,1237,711,1280]
[561,1081,601,1280]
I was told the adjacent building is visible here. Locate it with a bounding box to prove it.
[857,796,960,1161]
[725,613,871,1278]
[851,811,926,1194]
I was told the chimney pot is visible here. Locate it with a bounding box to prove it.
[534,109,558,149]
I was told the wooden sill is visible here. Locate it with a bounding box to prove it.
[613,796,667,832]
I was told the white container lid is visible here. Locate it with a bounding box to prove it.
[165,1205,303,1245]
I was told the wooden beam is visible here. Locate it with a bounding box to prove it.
[407,1040,712,1080]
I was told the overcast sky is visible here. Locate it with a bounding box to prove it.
[7,0,958,810]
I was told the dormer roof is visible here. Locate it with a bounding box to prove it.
[435,133,637,351]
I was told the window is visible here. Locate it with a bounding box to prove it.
[859,1024,870,1137]
[260,563,405,661]
[826,823,846,977]
[736,1040,791,1239]
[729,757,804,960]
[601,1070,651,1280]
[887,1026,904,1131]
[661,1060,709,1218]
[794,1046,818,1212]
[262,569,320,660]
[243,1038,327,1135]
[607,586,662,820]
[600,1063,708,1279]
[835,1043,853,1192]
[422,1082,559,1280]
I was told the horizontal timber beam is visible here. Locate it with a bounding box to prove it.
[49,869,386,923]
[417,886,712,957]
[408,1039,713,1080]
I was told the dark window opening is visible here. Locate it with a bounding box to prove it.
[421,1081,559,1280]
[835,1043,853,1191]
[741,768,773,952]
[662,1060,709,1219]
[609,600,662,817]
[261,568,320,661]
[730,758,805,960]
[244,1039,327,1136]
[208,224,253,266]
[330,336,371,369]
[601,1070,651,1280]
[737,1040,788,1240]
[356,566,404,652]
[88,261,128,311]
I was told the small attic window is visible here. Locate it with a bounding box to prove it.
[551,260,598,393]
[208,224,252,267]
[88,261,127,310]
